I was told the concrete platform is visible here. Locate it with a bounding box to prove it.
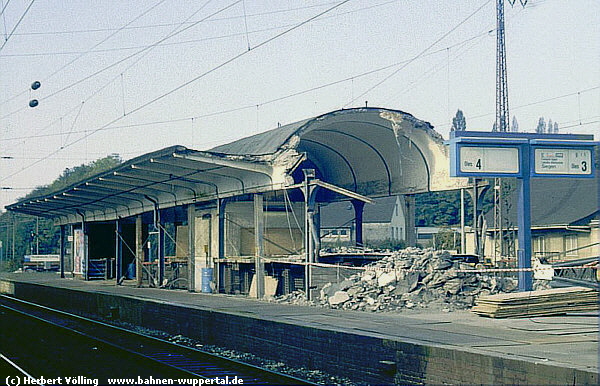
[1,272,598,385]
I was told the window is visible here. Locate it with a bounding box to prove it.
[565,235,578,257]
[533,236,546,254]
[339,229,347,236]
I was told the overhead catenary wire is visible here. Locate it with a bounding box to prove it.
[6,1,343,36]
[3,0,476,164]
[0,0,396,115]
[0,0,400,59]
[0,0,10,40]
[0,0,169,108]
[0,0,355,185]
[0,0,224,121]
[344,0,493,107]
[0,0,34,51]
[0,0,226,155]
[0,28,500,145]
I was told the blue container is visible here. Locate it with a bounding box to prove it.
[201,268,213,293]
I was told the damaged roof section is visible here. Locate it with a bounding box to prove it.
[6,145,293,224]
[214,107,464,197]
[7,108,465,223]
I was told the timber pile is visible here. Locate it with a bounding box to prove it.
[472,286,599,318]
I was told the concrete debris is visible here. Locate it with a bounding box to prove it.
[275,248,526,313]
[328,291,351,306]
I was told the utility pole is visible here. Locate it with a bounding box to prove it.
[493,0,527,262]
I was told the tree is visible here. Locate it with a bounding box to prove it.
[511,116,519,132]
[0,154,122,271]
[553,121,559,133]
[451,109,466,131]
[547,119,553,134]
[492,122,498,132]
[536,117,546,134]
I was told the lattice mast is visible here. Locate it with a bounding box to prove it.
[495,0,510,134]
[492,0,527,262]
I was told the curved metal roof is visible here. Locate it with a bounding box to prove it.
[214,107,462,196]
[7,107,464,223]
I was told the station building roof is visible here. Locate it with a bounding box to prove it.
[7,108,463,224]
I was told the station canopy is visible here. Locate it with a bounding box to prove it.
[7,108,463,224]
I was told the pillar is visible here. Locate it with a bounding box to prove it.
[403,194,416,247]
[254,194,265,299]
[115,219,122,284]
[313,206,321,262]
[187,204,196,292]
[517,164,533,291]
[216,199,227,294]
[460,188,466,254]
[135,215,143,287]
[157,210,165,287]
[351,200,365,247]
[59,225,65,279]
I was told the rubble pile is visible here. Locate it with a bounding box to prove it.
[317,248,518,312]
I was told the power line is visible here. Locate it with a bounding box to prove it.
[0,0,11,40]
[6,1,342,36]
[0,0,224,119]
[0,29,496,144]
[0,0,355,184]
[0,0,35,52]
[0,0,170,111]
[0,0,400,154]
[465,85,600,122]
[345,0,493,107]
[0,0,12,19]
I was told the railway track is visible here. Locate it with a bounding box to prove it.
[0,295,314,385]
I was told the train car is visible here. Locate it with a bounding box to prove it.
[23,254,60,271]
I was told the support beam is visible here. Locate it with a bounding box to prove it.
[403,195,416,247]
[188,204,196,292]
[302,169,320,300]
[254,194,265,299]
[517,161,533,291]
[313,207,321,262]
[460,189,466,254]
[157,212,165,287]
[216,198,227,294]
[115,219,122,284]
[351,200,365,247]
[135,215,143,287]
[59,225,65,279]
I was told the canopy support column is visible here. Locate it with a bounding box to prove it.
[351,200,365,247]
[59,225,65,279]
[403,194,416,247]
[115,219,122,284]
[188,204,196,292]
[254,193,265,299]
[135,215,143,287]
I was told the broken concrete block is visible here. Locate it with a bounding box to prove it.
[378,271,396,287]
[328,291,350,306]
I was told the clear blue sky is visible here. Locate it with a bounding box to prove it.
[0,0,598,210]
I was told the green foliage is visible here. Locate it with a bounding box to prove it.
[451,109,466,131]
[24,154,122,199]
[415,190,468,226]
[0,155,122,270]
[433,227,459,251]
[415,183,499,228]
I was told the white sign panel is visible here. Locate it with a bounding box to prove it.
[534,148,592,175]
[459,146,519,174]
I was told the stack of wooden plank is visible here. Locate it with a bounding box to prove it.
[472,286,599,318]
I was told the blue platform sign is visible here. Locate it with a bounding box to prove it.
[449,131,597,291]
